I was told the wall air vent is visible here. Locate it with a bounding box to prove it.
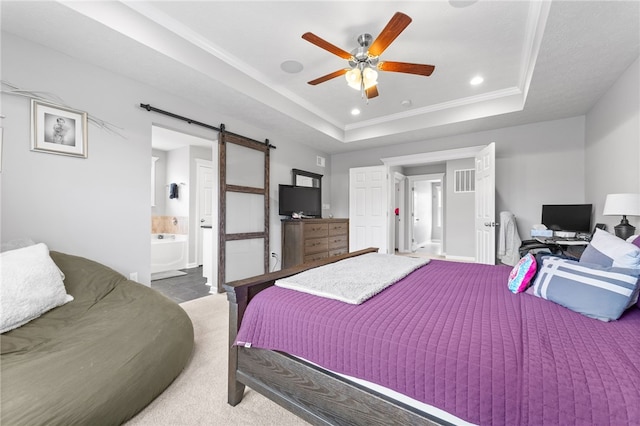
[454,169,475,193]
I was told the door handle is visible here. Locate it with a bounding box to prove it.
[484,222,500,227]
[200,218,205,222]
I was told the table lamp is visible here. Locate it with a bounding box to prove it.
[603,193,640,240]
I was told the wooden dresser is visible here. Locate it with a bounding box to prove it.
[281,218,349,268]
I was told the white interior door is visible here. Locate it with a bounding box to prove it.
[475,142,496,264]
[349,166,389,253]
[412,180,432,249]
[432,183,443,241]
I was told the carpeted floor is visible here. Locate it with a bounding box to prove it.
[126,293,308,426]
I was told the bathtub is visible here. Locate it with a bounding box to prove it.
[151,234,188,274]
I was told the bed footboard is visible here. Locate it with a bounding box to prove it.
[236,347,444,425]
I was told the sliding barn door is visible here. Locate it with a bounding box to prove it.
[218,130,270,292]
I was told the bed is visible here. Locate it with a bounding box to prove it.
[225,247,640,425]
[1,248,194,426]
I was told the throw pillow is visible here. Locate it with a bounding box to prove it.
[531,256,640,321]
[508,253,537,293]
[580,228,640,269]
[0,243,74,333]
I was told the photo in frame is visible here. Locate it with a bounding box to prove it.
[31,100,87,158]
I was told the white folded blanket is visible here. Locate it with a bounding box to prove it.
[275,253,430,304]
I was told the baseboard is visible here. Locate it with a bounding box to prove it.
[187,262,198,269]
[444,255,475,262]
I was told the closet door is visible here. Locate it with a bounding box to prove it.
[218,131,270,292]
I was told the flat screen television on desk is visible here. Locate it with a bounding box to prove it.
[278,184,321,218]
[541,204,592,233]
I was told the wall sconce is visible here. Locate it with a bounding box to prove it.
[603,193,640,240]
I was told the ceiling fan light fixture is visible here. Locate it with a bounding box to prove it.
[345,68,362,90]
[345,65,378,91]
[362,67,378,89]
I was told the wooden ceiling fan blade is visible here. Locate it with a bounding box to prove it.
[365,85,379,99]
[302,32,353,60]
[368,12,412,57]
[307,69,348,85]
[378,61,435,76]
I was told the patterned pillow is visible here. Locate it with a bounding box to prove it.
[580,228,640,269]
[508,253,537,293]
[531,256,640,321]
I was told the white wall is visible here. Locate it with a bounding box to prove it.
[331,116,586,252]
[445,158,475,258]
[165,146,190,219]
[0,32,332,283]
[585,56,640,232]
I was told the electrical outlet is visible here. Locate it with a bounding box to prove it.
[129,272,138,281]
[271,252,278,258]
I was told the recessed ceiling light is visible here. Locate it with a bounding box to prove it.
[449,0,479,8]
[351,108,361,116]
[470,76,484,86]
[280,60,303,74]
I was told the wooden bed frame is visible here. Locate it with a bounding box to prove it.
[224,248,448,426]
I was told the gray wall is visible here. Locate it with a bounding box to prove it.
[445,158,475,258]
[331,116,586,257]
[0,32,331,284]
[585,56,640,232]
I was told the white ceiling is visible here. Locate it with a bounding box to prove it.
[2,1,639,154]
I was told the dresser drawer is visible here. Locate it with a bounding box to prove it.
[304,237,328,254]
[329,248,348,257]
[304,223,328,238]
[328,234,348,250]
[304,252,328,263]
[328,222,348,236]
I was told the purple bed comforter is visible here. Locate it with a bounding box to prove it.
[235,260,640,425]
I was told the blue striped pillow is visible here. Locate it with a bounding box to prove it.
[532,257,640,321]
[580,228,640,268]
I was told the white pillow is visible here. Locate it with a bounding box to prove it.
[580,228,640,269]
[0,243,73,333]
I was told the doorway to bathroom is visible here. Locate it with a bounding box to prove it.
[409,174,444,258]
[150,125,217,303]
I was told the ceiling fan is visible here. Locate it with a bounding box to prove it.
[302,12,435,100]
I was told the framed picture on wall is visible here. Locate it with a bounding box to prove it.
[31,100,88,158]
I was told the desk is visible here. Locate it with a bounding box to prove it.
[519,238,588,259]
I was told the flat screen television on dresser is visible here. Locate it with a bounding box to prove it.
[278,184,321,218]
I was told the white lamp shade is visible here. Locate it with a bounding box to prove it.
[345,68,361,90]
[362,67,378,89]
[603,193,640,216]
